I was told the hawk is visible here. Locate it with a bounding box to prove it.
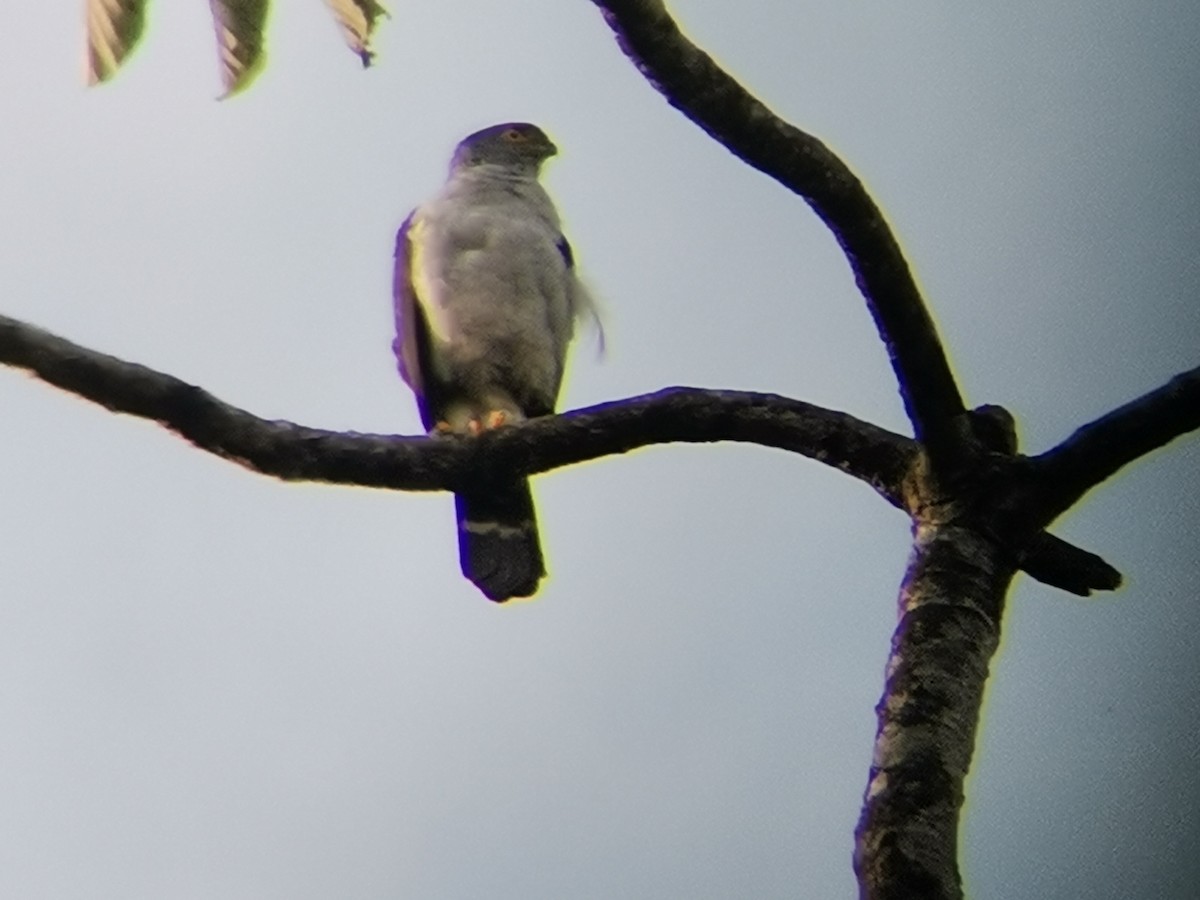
[392,123,593,602]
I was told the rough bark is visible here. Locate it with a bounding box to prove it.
[1032,365,1200,521]
[0,313,905,496]
[589,0,970,469]
[0,312,1135,600]
[855,521,1013,900]
[583,5,1199,896]
[7,2,1199,896]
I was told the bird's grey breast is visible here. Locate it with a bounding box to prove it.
[416,174,576,409]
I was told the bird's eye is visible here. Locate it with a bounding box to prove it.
[502,128,527,142]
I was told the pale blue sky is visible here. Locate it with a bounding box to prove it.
[1,2,1197,897]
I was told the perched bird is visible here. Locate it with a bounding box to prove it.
[392,123,594,602]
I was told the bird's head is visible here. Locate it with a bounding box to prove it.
[450,122,558,174]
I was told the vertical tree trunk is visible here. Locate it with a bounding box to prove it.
[854,520,1015,899]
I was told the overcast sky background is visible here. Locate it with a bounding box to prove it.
[1,2,1197,897]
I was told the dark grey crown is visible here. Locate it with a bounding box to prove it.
[451,122,558,172]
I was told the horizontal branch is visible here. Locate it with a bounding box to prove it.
[1031,365,1200,520]
[590,0,969,468]
[0,313,911,500]
[1,312,1128,598]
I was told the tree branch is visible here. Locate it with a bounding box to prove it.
[1018,532,1122,596]
[1031,365,1200,520]
[581,6,1198,897]
[589,0,970,469]
[0,313,909,500]
[854,523,1014,900]
[1,312,1129,597]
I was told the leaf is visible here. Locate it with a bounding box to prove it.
[325,0,389,67]
[209,0,270,98]
[85,0,148,85]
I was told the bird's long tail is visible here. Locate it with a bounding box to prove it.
[455,478,545,602]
